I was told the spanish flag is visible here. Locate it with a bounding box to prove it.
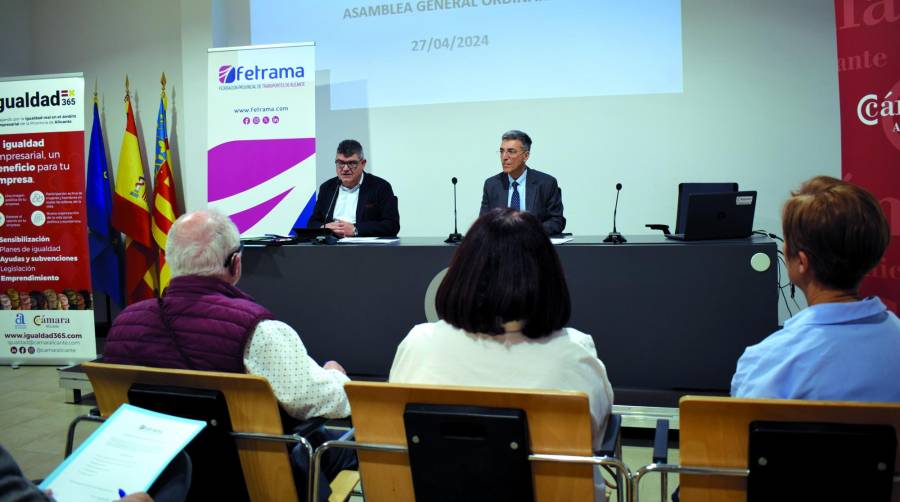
[112,76,157,304]
[152,73,179,293]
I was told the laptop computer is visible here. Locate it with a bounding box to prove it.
[665,191,757,241]
[674,182,739,234]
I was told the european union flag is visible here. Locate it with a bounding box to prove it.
[86,99,124,308]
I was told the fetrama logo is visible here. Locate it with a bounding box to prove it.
[218,65,237,84]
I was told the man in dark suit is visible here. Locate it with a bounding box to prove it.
[480,130,565,235]
[307,139,400,237]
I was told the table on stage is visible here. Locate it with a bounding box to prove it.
[239,235,778,407]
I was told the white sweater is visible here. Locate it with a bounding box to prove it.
[389,320,614,451]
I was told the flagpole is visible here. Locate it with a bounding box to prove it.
[95,79,114,328]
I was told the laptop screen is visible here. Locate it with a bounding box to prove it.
[675,182,738,234]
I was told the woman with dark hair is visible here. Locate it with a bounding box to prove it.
[390,209,614,447]
[731,176,900,401]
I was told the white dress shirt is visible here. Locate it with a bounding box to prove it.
[243,319,351,419]
[332,172,364,223]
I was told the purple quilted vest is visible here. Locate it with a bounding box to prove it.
[104,275,274,372]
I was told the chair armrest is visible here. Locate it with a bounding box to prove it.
[336,427,355,442]
[288,416,329,437]
[280,409,329,437]
[597,413,622,457]
[66,414,106,457]
[652,419,670,464]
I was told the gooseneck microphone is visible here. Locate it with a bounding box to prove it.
[324,180,339,224]
[603,182,627,244]
[445,177,463,244]
[314,180,341,246]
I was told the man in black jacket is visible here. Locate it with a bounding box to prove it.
[307,139,400,237]
[480,130,565,235]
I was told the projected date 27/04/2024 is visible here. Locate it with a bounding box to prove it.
[411,34,489,53]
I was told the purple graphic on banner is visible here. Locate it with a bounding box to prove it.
[207,138,316,201]
[228,187,294,233]
[218,65,237,83]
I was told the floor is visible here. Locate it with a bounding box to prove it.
[0,365,679,501]
[0,366,96,481]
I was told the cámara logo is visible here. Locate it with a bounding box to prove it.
[857,91,900,127]
[217,64,305,84]
[33,315,70,326]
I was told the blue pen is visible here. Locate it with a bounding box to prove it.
[118,488,126,498]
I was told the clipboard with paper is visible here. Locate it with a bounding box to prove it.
[40,403,205,501]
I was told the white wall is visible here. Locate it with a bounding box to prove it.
[1,0,839,238]
[0,0,217,217]
[179,0,215,213]
[0,0,32,77]
[306,0,840,239]
[1,0,831,322]
[212,0,250,48]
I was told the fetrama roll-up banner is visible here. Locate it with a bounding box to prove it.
[207,43,317,237]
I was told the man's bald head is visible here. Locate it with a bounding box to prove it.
[167,209,241,281]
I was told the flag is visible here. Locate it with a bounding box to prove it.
[152,73,179,292]
[112,77,157,304]
[85,87,124,308]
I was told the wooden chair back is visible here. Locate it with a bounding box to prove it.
[679,396,900,502]
[345,381,596,501]
[81,362,298,502]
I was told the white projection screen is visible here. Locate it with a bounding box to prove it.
[250,0,840,240]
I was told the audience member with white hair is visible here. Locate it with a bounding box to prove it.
[105,209,355,501]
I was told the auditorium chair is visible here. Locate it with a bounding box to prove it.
[633,396,900,502]
[312,381,628,501]
[75,362,356,502]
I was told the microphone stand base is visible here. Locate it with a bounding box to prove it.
[603,232,627,244]
[445,232,463,244]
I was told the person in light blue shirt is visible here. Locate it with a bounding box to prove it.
[732,175,900,402]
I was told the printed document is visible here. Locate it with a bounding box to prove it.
[40,404,205,501]
[339,237,399,244]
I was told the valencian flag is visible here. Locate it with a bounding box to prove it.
[85,83,124,308]
[152,73,180,292]
[112,76,157,304]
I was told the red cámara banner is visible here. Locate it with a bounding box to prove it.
[835,0,900,311]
